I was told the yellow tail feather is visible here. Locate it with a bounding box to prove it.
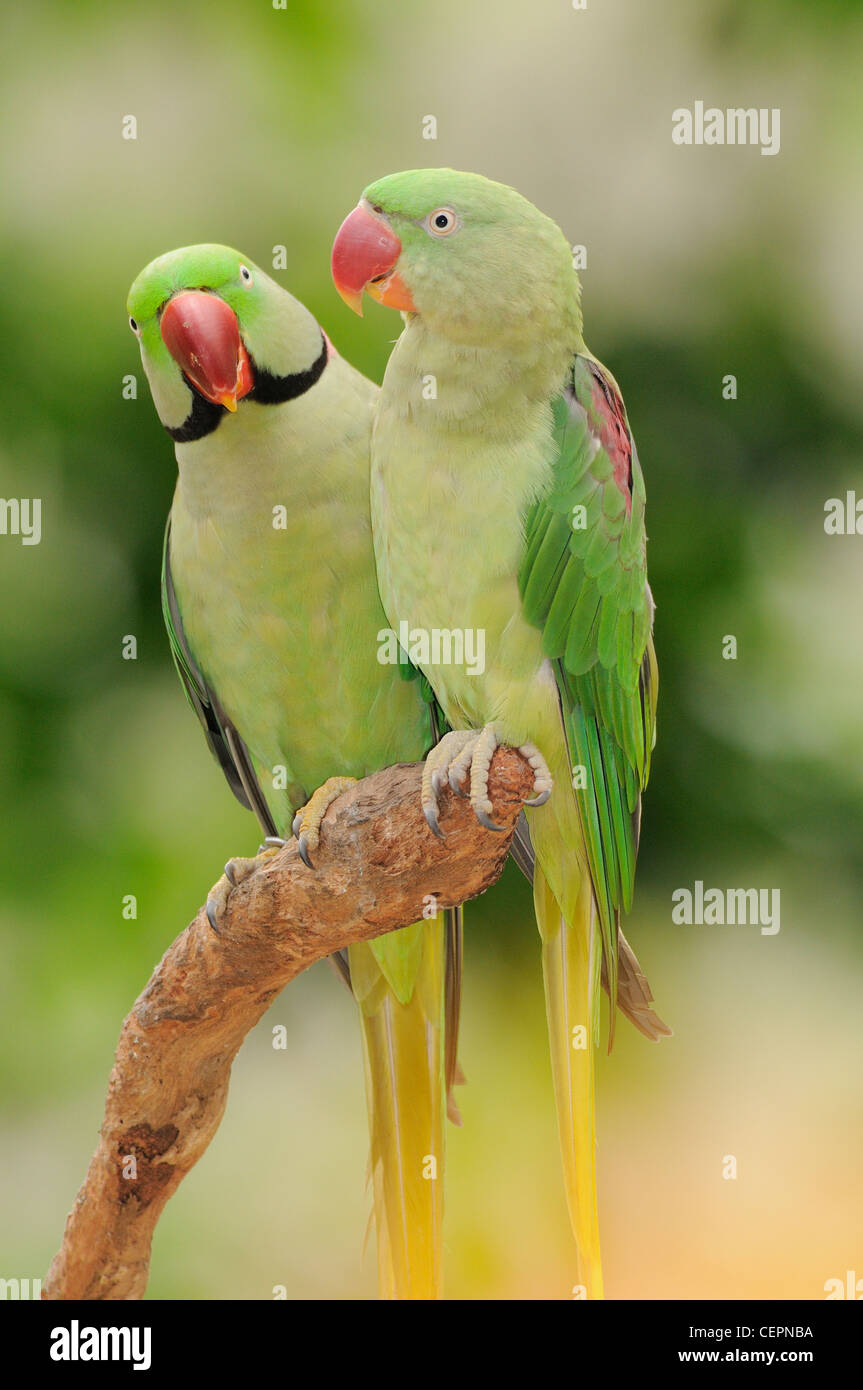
[348,920,447,1300]
[534,862,604,1299]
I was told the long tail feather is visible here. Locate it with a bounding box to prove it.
[535,862,604,1299]
[513,812,670,1042]
[348,917,450,1299]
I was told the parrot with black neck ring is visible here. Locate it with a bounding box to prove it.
[128,242,463,1299]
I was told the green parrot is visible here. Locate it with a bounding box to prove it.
[127,243,463,1300]
[331,170,669,1298]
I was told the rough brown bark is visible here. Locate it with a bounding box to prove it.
[43,747,533,1301]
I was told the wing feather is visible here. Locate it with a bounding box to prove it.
[518,354,658,1024]
[161,517,278,839]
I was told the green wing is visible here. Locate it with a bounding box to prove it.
[519,354,658,1020]
[161,517,279,839]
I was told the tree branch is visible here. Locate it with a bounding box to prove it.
[43,747,533,1301]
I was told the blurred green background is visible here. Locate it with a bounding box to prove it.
[1,0,861,1299]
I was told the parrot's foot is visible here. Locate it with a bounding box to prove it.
[205,840,285,933]
[421,729,478,837]
[292,776,358,867]
[422,724,554,836]
[518,741,554,808]
[256,835,286,856]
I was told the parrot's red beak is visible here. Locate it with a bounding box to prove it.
[331,202,416,317]
[160,291,253,412]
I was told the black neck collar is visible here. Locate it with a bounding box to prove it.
[166,331,329,444]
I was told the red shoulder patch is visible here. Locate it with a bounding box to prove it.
[585,360,633,513]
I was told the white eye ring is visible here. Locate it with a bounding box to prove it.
[239,264,253,285]
[427,207,458,237]
[129,316,141,336]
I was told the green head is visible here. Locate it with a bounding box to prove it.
[127,244,325,440]
[331,168,582,345]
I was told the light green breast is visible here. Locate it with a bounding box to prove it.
[371,324,564,743]
[168,351,431,833]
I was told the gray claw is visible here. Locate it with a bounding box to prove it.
[524,789,551,808]
[206,899,221,933]
[224,861,236,886]
[264,836,286,849]
[424,802,446,840]
[448,768,468,797]
[475,808,504,832]
[297,834,314,869]
[291,812,302,839]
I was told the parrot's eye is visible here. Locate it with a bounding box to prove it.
[239,265,253,285]
[427,208,458,237]
[129,316,141,336]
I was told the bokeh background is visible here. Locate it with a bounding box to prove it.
[1,0,861,1300]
